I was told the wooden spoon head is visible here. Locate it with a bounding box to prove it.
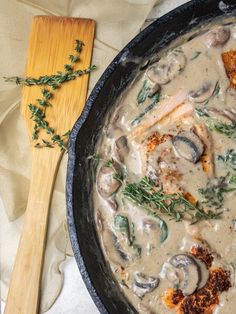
[21,16,95,147]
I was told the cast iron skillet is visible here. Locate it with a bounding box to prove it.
[66,1,236,313]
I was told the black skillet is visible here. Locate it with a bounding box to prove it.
[66,1,236,313]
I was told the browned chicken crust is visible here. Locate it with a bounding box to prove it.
[162,268,231,314]
[222,50,236,88]
[146,132,172,154]
[190,246,214,269]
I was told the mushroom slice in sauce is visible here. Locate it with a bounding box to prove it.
[115,136,129,162]
[96,210,104,232]
[97,161,122,198]
[148,83,161,98]
[112,232,131,262]
[107,197,118,212]
[160,262,181,287]
[169,254,200,296]
[142,219,157,233]
[188,81,216,103]
[102,229,131,265]
[207,108,236,125]
[172,131,204,164]
[204,26,230,47]
[193,257,209,289]
[146,50,186,85]
[133,272,160,298]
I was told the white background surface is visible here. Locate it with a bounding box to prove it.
[1,0,188,313]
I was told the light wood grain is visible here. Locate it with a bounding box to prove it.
[5,16,95,314]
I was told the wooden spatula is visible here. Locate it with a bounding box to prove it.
[5,16,95,314]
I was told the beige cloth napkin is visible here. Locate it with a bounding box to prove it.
[0,0,157,311]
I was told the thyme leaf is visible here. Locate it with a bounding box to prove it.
[113,172,123,183]
[69,55,79,63]
[190,51,202,60]
[34,140,54,148]
[105,159,115,168]
[36,98,51,107]
[75,39,84,52]
[105,159,123,183]
[64,64,73,72]
[41,88,53,100]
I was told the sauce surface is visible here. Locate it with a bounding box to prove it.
[92,21,236,314]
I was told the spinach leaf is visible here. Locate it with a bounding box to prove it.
[137,80,150,105]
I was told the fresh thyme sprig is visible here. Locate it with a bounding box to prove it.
[3,66,96,89]
[28,104,54,139]
[123,177,222,224]
[4,39,96,151]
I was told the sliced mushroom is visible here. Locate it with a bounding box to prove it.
[188,81,216,103]
[172,131,204,164]
[193,257,209,289]
[115,136,129,162]
[160,262,181,287]
[207,108,236,125]
[169,254,200,296]
[108,105,126,132]
[97,161,122,198]
[148,83,161,98]
[107,198,118,211]
[204,26,230,47]
[112,232,131,262]
[146,163,159,184]
[147,50,186,85]
[167,51,187,80]
[133,272,160,298]
[96,210,104,232]
[102,229,130,265]
[147,64,169,85]
[142,219,157,233]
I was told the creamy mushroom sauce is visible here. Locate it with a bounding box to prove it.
[92,21,236,313]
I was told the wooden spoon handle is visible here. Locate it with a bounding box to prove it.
[5,148,62,314]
